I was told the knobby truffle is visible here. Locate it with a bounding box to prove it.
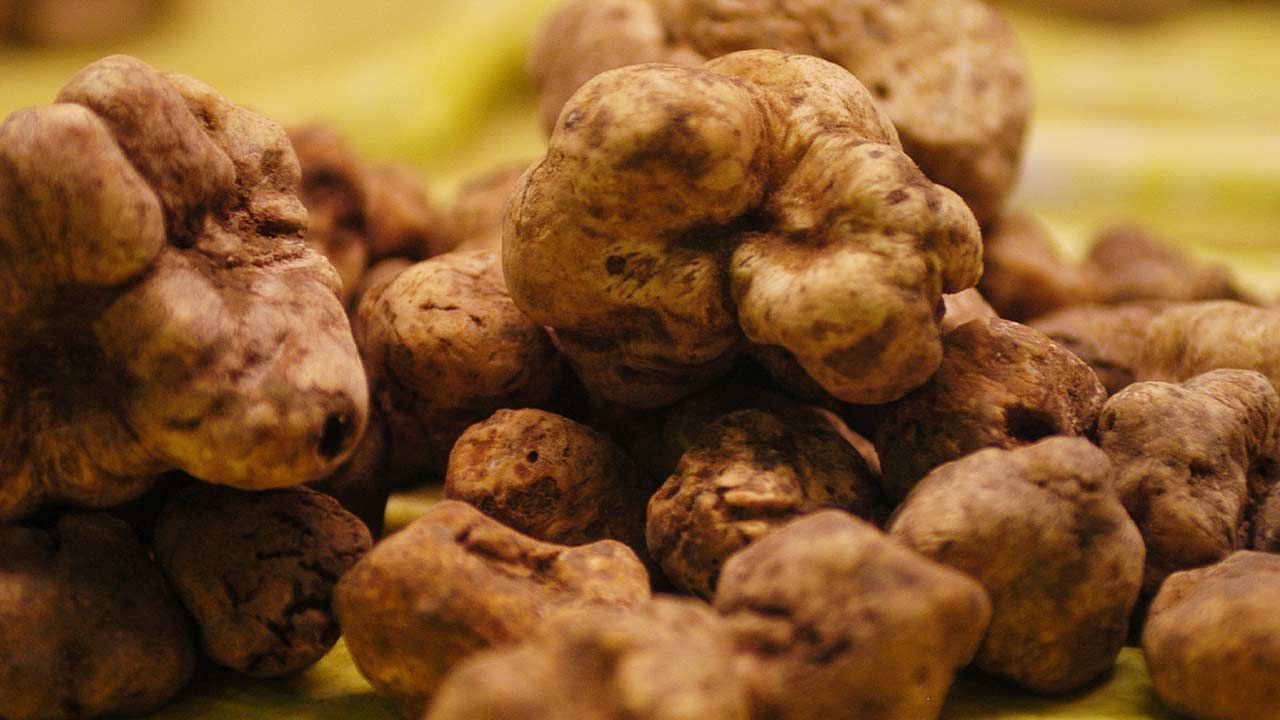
[508,50,982,409]
[0,55,369,521]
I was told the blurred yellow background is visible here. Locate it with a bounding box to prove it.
[1,0,1276,294]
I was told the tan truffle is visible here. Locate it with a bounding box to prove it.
[357,250,563,482]
[152,484,372,678]
[978,211,1089,322]
[1082,225,1254,305]
[716,510,991,720]
[0,55,368,521]
[0,514,195,720]
[647,406,886,598]
[444,408,652,561]
[534,0,1030,226]
[426,598,750,720]
[889,437,1145,693]
[289,124,442,304]
[334,500,650,717]
[1031,302,1167,395]
[437,161,531,253]
[874,317,1107,501]
[1097,369,1279,599]
[1140,301,1280,393]
[1144,552,1280,720]
[507,50,982,409]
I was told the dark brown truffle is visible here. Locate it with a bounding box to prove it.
[874,317,1107,501]
[647,407,886,598]
[0,513,195,720]
[716,510,991,720]
[890,437,1145,692]
[153,484,373,678]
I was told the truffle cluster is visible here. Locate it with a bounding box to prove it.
[2,2,1277,719]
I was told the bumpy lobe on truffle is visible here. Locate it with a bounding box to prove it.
[1143,552,1280,720]
[715,510,991,720]
[889,437,1145,693]
[646,406,886,597]
[873,317,1107,501]
[357,250,563,483]
[507,50,982,409]
[334,500,650,718]
[0,55,369,521]
[0,514,196,720]
[426,598,751,720]
[533,0,1030,226]
[1097,369,1280,599]
[153,484,372,678]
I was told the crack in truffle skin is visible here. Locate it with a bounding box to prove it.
[0,55,369,521]
[506,50,981,410]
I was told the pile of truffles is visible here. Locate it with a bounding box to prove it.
[2,1,1278,719]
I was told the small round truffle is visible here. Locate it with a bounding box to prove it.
[889,437,1145,693]
[426,598,750,720]
[0,513,195,720]
[335,500,650,718]
[445,408,653,561]
[1097,369,1280,599]
[1144,551,1280,720]
[437,161,530,253]
[978,211,1089,322]
[647,406,886,598]
[716,510,991,720]
[874,317,1107,501]
[153,484,373,678]
[357,250,563,483]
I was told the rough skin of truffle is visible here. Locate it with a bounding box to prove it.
[715,510,991,720]
[356,250,563,483]
[1097,369,1279,599]
[647,407,886,598]
[425,598,751,720]
[1140,301,1280,394]
[534,0,1030,226]
[889,437,1145,693]
[0,513,196,720]
[1144,551,1280,720]
[0,55,369,521]
[334,500,650,717]
[507,50,982,409]
[873,317,1107,501]
[445,408,653,562]
[153,484,373,678]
